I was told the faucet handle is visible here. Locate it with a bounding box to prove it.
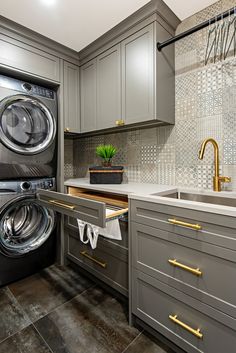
[219,176,231,183]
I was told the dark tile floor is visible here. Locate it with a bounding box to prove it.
[0,264,175,353]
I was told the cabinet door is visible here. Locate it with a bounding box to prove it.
[64,61,80,133]
[96,44,121,130]
[121,23,155,125]
[80,59,97,132]
[0,34,60,82]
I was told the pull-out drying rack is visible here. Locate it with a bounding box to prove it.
[68,187,129,222]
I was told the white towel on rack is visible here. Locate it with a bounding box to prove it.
[77,208,122,249]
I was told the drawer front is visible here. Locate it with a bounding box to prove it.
[66,215,128,249]
[132,222,236,318]
[67,231,128,295]
[131,199,236,250]
[132,270,236,353]
[37,189,105,227]
[0,34,60,82]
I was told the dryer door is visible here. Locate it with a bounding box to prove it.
[0,195,55,257]
[0,94,56,155]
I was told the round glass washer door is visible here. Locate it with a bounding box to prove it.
[0,195,55,257]
[0,94,56,155]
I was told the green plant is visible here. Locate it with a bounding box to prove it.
[96,144,117,164]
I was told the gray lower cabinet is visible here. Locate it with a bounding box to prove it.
[132,222,236,319]
[121,23,155,125]
[96,44,121,130]
[66,228,128,296]
[130,199,236,353]
[80,59,97,133]
[0,34,60,82]
[131,199,236,250]
[132,270,236,353]
[63,61,80,133]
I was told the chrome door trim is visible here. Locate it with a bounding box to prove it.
[0,94,56,155]
[0,194,56,257]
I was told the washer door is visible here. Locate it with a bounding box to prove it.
[0,195,55,257]
[0,94,56,155]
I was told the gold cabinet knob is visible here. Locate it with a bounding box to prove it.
[115,119,125,126]
[64,127,70,132]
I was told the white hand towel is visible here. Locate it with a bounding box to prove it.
[77,219,89,244]
[76,208,123,249]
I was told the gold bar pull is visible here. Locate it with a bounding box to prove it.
[48,200,75,210]
[168,259,202,276]
[168,218,202,231]
[80,251,107,269]
[169,314,203,339]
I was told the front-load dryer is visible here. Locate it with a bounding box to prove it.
[0,178,57,286]
[0,74,57,180]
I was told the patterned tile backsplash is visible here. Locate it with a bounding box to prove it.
[65,0,236,191]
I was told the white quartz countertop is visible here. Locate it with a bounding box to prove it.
[65,178,236,217]
[64,178,176,196]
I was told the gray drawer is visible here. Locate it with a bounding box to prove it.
[66,215,128,249]
[67,230,128,296]
[37,189,106,227]
[132,270,236,353]
[132,222,236,318]
[131,199,236,250]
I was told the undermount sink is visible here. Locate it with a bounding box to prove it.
[152,191,236,208]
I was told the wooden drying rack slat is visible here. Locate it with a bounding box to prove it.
[106,208,129,220]
[68,187,128,208]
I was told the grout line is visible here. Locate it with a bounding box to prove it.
[0,287,33,345]
[33,324,55,353]
[0,280,96,347]
[32,283,97,323]
[7,286,33,323]
[121,330,144,353]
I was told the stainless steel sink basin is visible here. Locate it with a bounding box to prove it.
[153,191,236,208]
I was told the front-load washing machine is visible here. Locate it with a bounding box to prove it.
[0,74,57,180]
[0,178,57,286]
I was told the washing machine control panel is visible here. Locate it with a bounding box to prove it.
[0,178,56,194]
[20,178,55,192]
[20,181,31,191]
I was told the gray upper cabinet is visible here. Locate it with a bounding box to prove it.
[0,34,60,82]
[63,61,80,133]
[80,59,97,133]
[96,44,121,130]
[77,1,178,133]
[121,23,155,125]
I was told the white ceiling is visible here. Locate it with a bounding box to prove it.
[0,0,218,52]
[164,0,218,21]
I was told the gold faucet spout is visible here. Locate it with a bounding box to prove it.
[198,138,231,192]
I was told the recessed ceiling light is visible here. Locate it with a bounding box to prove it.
[40,0,57,6]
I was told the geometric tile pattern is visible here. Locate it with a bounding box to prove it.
[65,0,236,191]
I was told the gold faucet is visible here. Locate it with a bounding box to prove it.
[198,138,231,192]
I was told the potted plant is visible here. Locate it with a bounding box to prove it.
[89,144,124,184]
[96,144,117,167]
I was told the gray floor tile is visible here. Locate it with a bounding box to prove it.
[0,287,30,343]
[9,264,94,322]
[124,332,175,353]
[0,325,52,353]
[35,286,139,353]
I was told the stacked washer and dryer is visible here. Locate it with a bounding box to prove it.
[0,74,58,286]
